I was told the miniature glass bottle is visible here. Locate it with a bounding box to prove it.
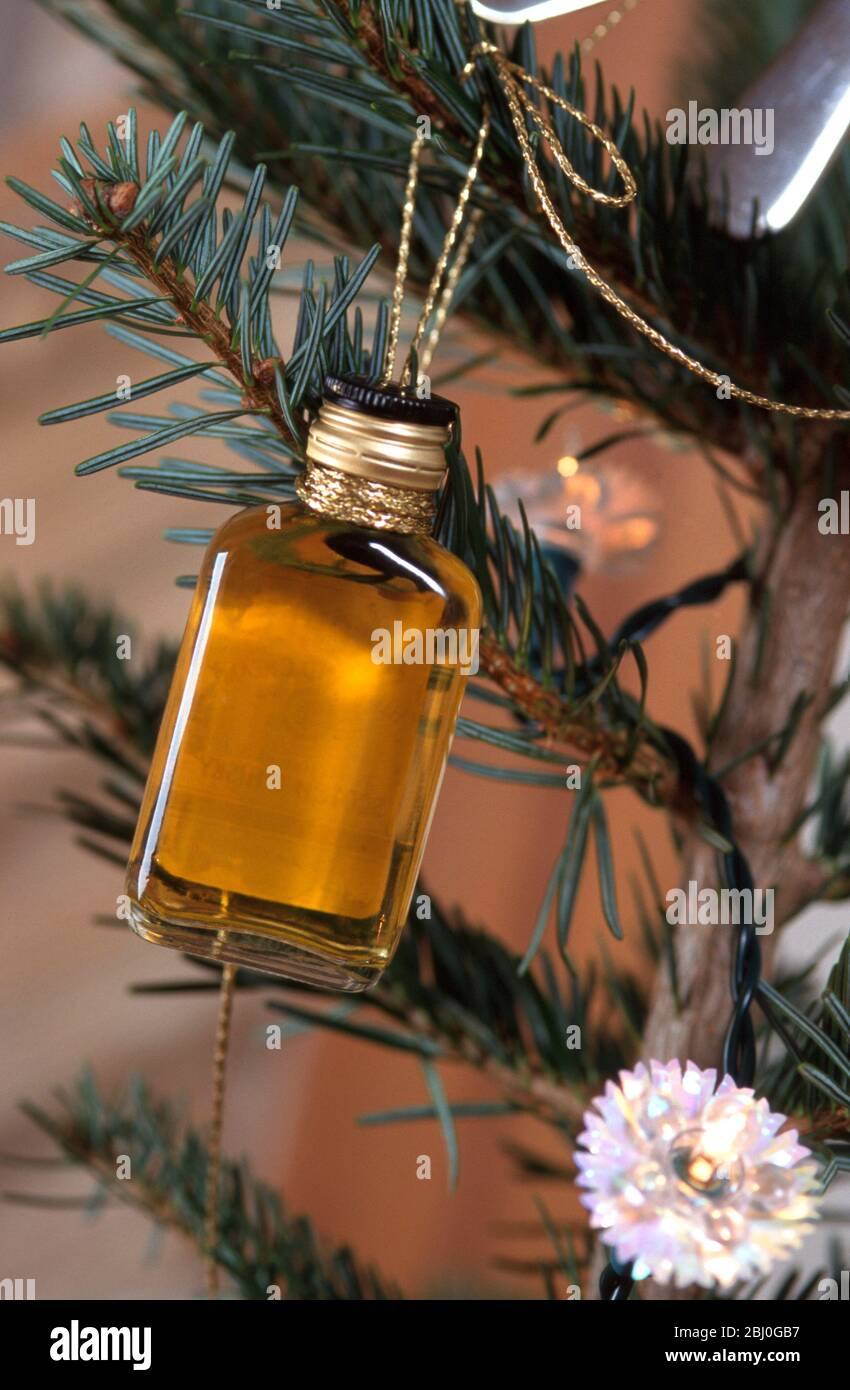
[125,375,481,991]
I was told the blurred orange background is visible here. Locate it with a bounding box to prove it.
[1,0,841,1298]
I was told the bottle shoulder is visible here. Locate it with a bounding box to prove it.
[207,499,304,549]
[414,536,482,619]
[204,502,482,619]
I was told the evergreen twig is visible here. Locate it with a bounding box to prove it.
[14,1072,401,1299]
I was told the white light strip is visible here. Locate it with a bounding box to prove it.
[470,0,606,23]
[138,551,227,894]
[766,82,850,231]
[368,541,445,595]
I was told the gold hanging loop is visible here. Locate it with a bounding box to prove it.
[461,40,850,424]
[417,205,483,378]
[400,107,490,385]
[382,109,489,389]
[463,43,636,209]
[204,961,236,1299]
[382,125,427,386]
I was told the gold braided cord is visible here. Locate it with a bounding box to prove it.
[419,206,484,377]
[382,110,488,389]
[401,111,491,384]
[296,461,435,533]
[471,49,637,210]
[205,961,236,1299]
[463,41,850,424]
[382,125,427,386]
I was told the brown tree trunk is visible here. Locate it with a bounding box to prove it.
[635,471,850,1299]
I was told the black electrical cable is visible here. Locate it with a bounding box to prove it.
[595,558,761,1299]
[598,1253,635,1300]
[607,555,750,652]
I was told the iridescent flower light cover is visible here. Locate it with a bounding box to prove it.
[576,1060,819,1289]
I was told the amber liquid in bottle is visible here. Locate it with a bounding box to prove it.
[126,500,481,990]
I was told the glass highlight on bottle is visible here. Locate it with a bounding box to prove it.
[125,375,481,991]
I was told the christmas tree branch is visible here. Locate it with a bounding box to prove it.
[37,0,850,482]
[1,0,847,1304]
[6,581,848,1276]
[477,634,683,808]
[11,1071,401,1298]
[106,219,296,448]
[267,894,619,1133]
[6,576,846,1158]
[0,98,744,849]
[0,584,643,1138]
[133,919,611,1140]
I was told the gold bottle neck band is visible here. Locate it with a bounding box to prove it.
[299,393,452,533]
[295,462,435,535]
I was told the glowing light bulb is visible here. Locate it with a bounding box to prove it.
[604,515,658,552]
[576,1061,820,1290]
[670,1127,745,1199]
[494,444,660,572]
[557,454,579,478]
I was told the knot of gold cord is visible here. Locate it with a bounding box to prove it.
[462,42,637,209]
[459,41,850,424]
